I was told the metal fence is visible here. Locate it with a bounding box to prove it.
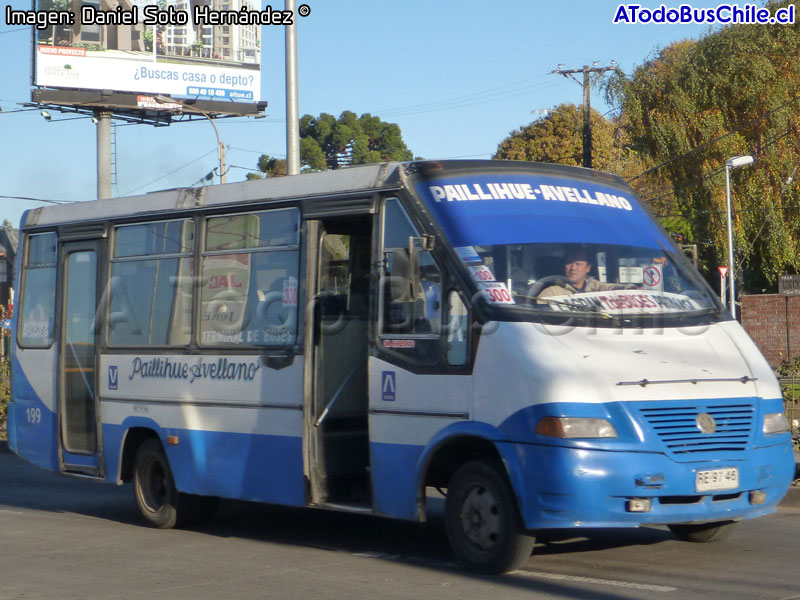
[780,377,800,449]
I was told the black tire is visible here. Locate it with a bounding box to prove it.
[668,520,738,542]
[444,460,535,574]
[132,438,193,529]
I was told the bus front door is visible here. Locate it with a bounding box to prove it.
[58,240,103,477]
[306,218,372,507]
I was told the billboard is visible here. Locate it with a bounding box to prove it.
[30,0,261,102]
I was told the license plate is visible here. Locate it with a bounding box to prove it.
[696,467,739,492]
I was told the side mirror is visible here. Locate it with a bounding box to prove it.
[407,236,435,298]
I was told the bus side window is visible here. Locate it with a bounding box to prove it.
[383,248,441,335]
[446,291,468,366]
[19,232,58,347]
[109,219,194,346]
[379,198,443,365]
[199,208,300,347]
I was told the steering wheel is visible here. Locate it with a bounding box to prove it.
[525,275,568,300]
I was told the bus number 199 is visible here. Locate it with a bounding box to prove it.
[26,407,41,424]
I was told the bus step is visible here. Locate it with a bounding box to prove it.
[315,501,373,514]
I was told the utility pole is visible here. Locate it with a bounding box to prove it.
[285,0,300,175]
[95,109,112,199]
[551,62,617,169]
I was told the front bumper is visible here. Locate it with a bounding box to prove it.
[500,440,795,530]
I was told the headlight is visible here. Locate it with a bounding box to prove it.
[536,417,618,439]
[762,412,789,434]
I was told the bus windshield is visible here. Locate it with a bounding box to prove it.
[416,170,718,320]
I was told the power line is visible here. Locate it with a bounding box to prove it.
[0,195,76,205]
[373,74,554,114]
[628,94,800,183]
[377,80,569,118]
[229,146,286,157]
[120,149,216,196]
[642,119,800,211]
[436,152,494,159]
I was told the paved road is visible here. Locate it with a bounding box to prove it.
[1,444,799,600]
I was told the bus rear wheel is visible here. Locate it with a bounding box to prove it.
[668,520,738,542]
[444,460,535,574]
[133,438,192,529]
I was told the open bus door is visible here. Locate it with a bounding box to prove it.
[58,238,103,477]
[304,216,373,508]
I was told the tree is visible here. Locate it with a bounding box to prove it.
[299,111,414,170]
[493,103,671,202]
[494,103,619,170]
[251,111,415,178]
[246,155,286,180]
[605,0,800,291]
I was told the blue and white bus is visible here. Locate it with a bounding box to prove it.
[7,160,794,573]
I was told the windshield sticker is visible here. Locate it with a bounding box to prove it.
[481,281,515,305]
[22,319,50,339]
[469,265,496,283]
[455,246,481,263]
[642,265,664,291]
[283,276,298,306]
[541,290,702,314]
[619,266,644,284]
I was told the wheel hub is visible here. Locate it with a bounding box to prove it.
[460,484,501,551]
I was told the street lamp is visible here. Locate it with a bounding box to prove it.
[724,154,754,318]
[153,95,227,184]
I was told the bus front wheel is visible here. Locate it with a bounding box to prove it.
[133,438,191,529]
[444,460,535,574]
[668,520,738,542]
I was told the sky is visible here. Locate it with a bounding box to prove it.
[0,0,742,228]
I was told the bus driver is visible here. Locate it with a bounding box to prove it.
[537,249,632,298]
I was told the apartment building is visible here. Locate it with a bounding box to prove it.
[162,0,260,64]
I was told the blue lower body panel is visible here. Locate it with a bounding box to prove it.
[500,441,795,530]
[102,422,306,507]
[8,379,59,472]
[370,441,425,520]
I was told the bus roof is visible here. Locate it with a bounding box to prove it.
[20,160,629,229]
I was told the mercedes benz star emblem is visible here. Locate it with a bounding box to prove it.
[696,413,717,434]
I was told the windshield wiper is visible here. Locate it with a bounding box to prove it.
[668,306,721,321]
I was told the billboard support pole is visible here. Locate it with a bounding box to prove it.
[285,0,300,176]
[95,109,112,199]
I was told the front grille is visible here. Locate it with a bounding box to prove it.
[636,401,755,456]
